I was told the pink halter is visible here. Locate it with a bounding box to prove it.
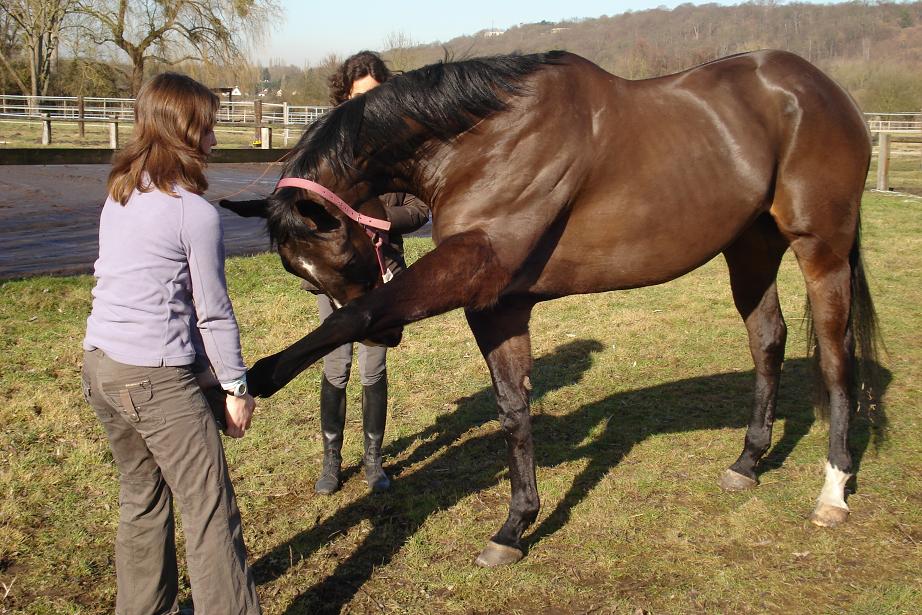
[274,177,392,280]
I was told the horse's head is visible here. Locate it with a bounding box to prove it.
[220,51,555,344]
[220,179,402,346]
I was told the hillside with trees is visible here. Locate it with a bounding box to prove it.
[2,1,920,112]
[381,1,922,112]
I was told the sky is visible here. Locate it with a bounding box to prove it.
[253,0,800,65]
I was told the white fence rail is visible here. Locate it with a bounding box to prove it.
[0,94,330,126]
[864,112,922,134]
[0,95,135,121]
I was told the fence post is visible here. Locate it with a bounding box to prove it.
[77,96,85,138]
[260,126,272,149]
[254,99,262,144]
[876,132,891,191]
[109,116,119,149]
[41,113,52,145]
[283,101,290,146]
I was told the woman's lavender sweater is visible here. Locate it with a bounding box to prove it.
[83,185,246,383]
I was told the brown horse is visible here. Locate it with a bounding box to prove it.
[222,49,879,567]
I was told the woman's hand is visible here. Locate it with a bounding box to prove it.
[224,393,255,438]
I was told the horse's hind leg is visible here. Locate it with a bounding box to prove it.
[465,301,539,567]
[788,236,856,527]
[719,215,790,491]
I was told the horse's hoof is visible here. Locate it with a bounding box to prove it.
[474,541,523,568]
[810,503,849,527]
[719,469,758,492]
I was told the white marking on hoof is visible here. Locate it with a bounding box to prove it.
[811,462,851,527]
[719,469,758,492]
[474,540,524,568]
[817,461,851,510]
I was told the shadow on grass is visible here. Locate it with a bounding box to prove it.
[253,339,891,614]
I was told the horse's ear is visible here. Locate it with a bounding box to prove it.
[219,198,269,218]
[296,200,340,233]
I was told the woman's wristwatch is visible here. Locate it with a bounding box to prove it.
[220,376,248,397]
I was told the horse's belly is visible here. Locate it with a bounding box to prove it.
[518,197,761,295]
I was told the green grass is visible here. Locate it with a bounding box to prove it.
[1,193,921,614]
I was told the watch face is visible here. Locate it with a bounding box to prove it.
[226,382,247,397]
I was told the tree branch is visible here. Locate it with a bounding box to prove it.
[0,45,29,93]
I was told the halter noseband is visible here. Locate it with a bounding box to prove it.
[274,177,392,281]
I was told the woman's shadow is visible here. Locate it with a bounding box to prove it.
[251,339,890,614]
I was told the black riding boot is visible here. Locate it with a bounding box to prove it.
[362,374,391,492]
[315,376,346,495]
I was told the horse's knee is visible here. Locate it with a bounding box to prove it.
[325,303,372,338]
[766,320,787,355]
[363,325,403,348]
[497,405,529,436]
[752,319,787,367]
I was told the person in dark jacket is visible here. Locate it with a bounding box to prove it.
[305,51,430,495]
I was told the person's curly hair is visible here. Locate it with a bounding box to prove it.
[328,51,392,105]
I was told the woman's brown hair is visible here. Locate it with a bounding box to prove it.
[107,73,220,205]
[328,51,392,105]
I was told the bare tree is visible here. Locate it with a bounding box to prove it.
[54,29,125,95]
[382,30,415,72]
[0,9,27,93]
[75,0,280,94]
[0,0,75,97]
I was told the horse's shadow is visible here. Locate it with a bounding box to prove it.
[252,339,890,614]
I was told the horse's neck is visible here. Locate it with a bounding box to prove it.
[370,153,439,208]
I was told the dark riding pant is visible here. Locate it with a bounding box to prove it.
[317,293,387,388]
[81,348,260,615]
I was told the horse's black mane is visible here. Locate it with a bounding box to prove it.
[282,51,566,182]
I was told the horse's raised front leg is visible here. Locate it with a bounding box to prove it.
[465,301,539,567]
[719,218,789,491]
[247,230,513,397]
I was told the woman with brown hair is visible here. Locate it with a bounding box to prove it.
[305,51,430,496]
[82,72,261,613]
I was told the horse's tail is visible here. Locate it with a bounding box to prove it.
[805,214,883,420]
